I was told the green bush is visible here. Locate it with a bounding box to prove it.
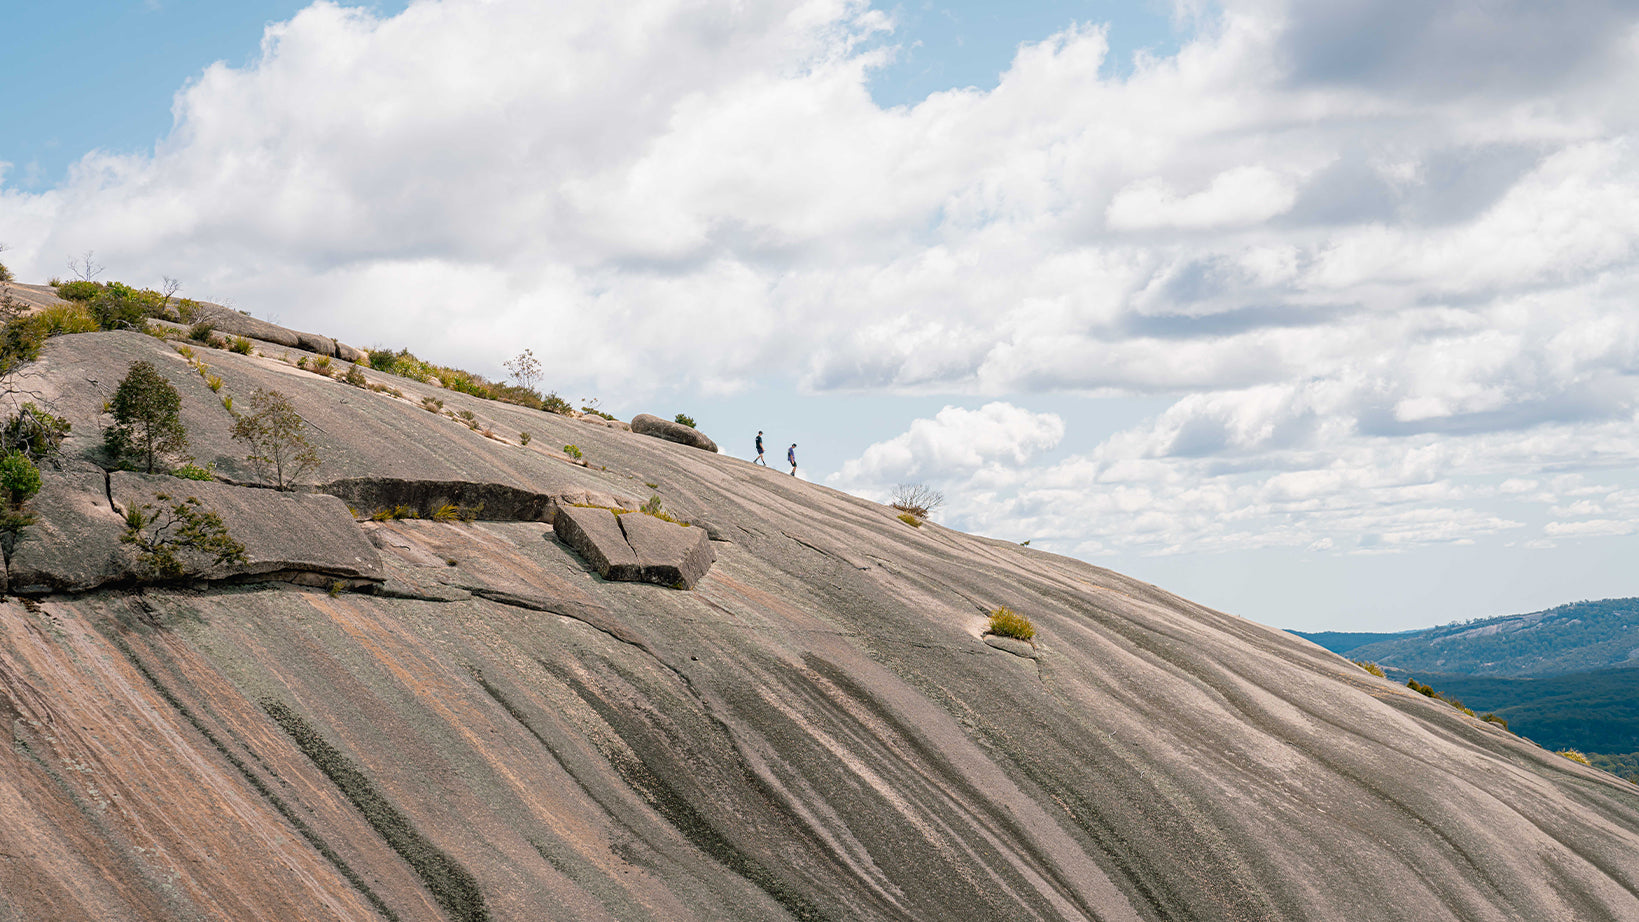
[1354,660,1386,678]
[1559,749,1592,766]
[1480,713,1510,730]
[563,444,583,460]
[0,450,41,506]
[674,412,697,428]
[518,432,531,446]
[342,364,368,387]
[173,462,216,481]
[54,280,102,301]
[3,403,72,460]
[188,321,216,342]
[897,512,921,527]
[89,282,167,331]
[986,607,1036,642]
[227,335,254,355]
[542,392,573,415]
[232,388,321,490]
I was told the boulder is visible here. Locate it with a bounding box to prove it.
[7,472,135,594]
[553,504,641,581]
[111,473,383,582]
[631,414,718,453]
[617,511,715,588]
[579,415,632,432]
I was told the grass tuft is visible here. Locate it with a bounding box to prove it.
[986,606,1036,642]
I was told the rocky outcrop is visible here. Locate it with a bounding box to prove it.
[5,328,1639,922]
[553,504,714,588]
[631,413,718,452]
[7,471,135,593]
[110,473,383,583]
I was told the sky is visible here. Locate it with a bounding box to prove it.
[4,0,1639,632]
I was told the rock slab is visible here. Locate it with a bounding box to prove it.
[7,472,135,593]
[111,473,384,582]
[553,504,641,581]
[618,510,714,588]
[631,414,718,453]
[554,504,714,588]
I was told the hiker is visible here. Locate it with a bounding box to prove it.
[754,430,767,465]
[788,443,798,476]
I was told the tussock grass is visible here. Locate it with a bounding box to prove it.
[986,607,1036,642]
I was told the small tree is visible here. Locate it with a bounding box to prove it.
[122,493,247,581]
[231,388,319,490]
[503,348,541,394]
[674,412,697,428]
[890,483,945,520]
[67,250,103,282]
[105,360,188,473]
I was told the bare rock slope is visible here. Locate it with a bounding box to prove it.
[3,330,1639,921]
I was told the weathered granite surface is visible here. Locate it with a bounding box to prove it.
[3,329,1639,922]
[631,413,719,452]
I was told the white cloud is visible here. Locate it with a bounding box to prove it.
[5,0,1639,566]
[828,402,1063,490]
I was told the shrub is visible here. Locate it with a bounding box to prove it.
[188,321,216,342]
[1,303,99,371]
[227,335,254,355]
[55,280,102,301]
[674,412,697,428]
[431,503,460,523]
[1407,679,1435,697]
[1558,749,1592,766]
[121,492,248,581]
[369,505,418,521]
[542,392,573,415]
[89,282,167,331]
[518,432,531,446]
[105,360,189,473]
[173,462,216,481]
[986,607,1036,642]
[890,483,945,519]
[1354,660,1386,678]
[342,364,368,387]
[897,512,921,527]
[0,450,41,506]
[205,374,223,393]
[309,355,332,376]
[563,444,583,460]
[231,388,320,490]
[2,403,72,460]
[1480,713,1509,730]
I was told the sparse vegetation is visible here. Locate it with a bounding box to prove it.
[173,462,216,481]
[1405,677,1476,715]
[421,396,443,413]
[369,505,418,521]
[674,412,697,428]
[343,363,368,387]
[503,348,541,393]
[897,512,921,527]
[1480,713,1509,730]
[890,483,945,520]
[105,360,189,473]
[1354,660,1386,678]
[986,607,1036,642]
[0,450,42,508]
[2,403,72,461]
[518,431,531,446]
[1558,749,1592,766]
[232,388,321,490]
[228,335,254,355]
[189,321,217,343]
[563,444,583,460]
[121,493,248,581]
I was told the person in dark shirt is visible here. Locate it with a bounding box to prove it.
[788,443,797,476]
[754,431,766,465]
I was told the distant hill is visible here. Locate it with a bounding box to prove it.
[1294,629,1417,655]
[1383,666,1639,754]
[1321,598,1639,677]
